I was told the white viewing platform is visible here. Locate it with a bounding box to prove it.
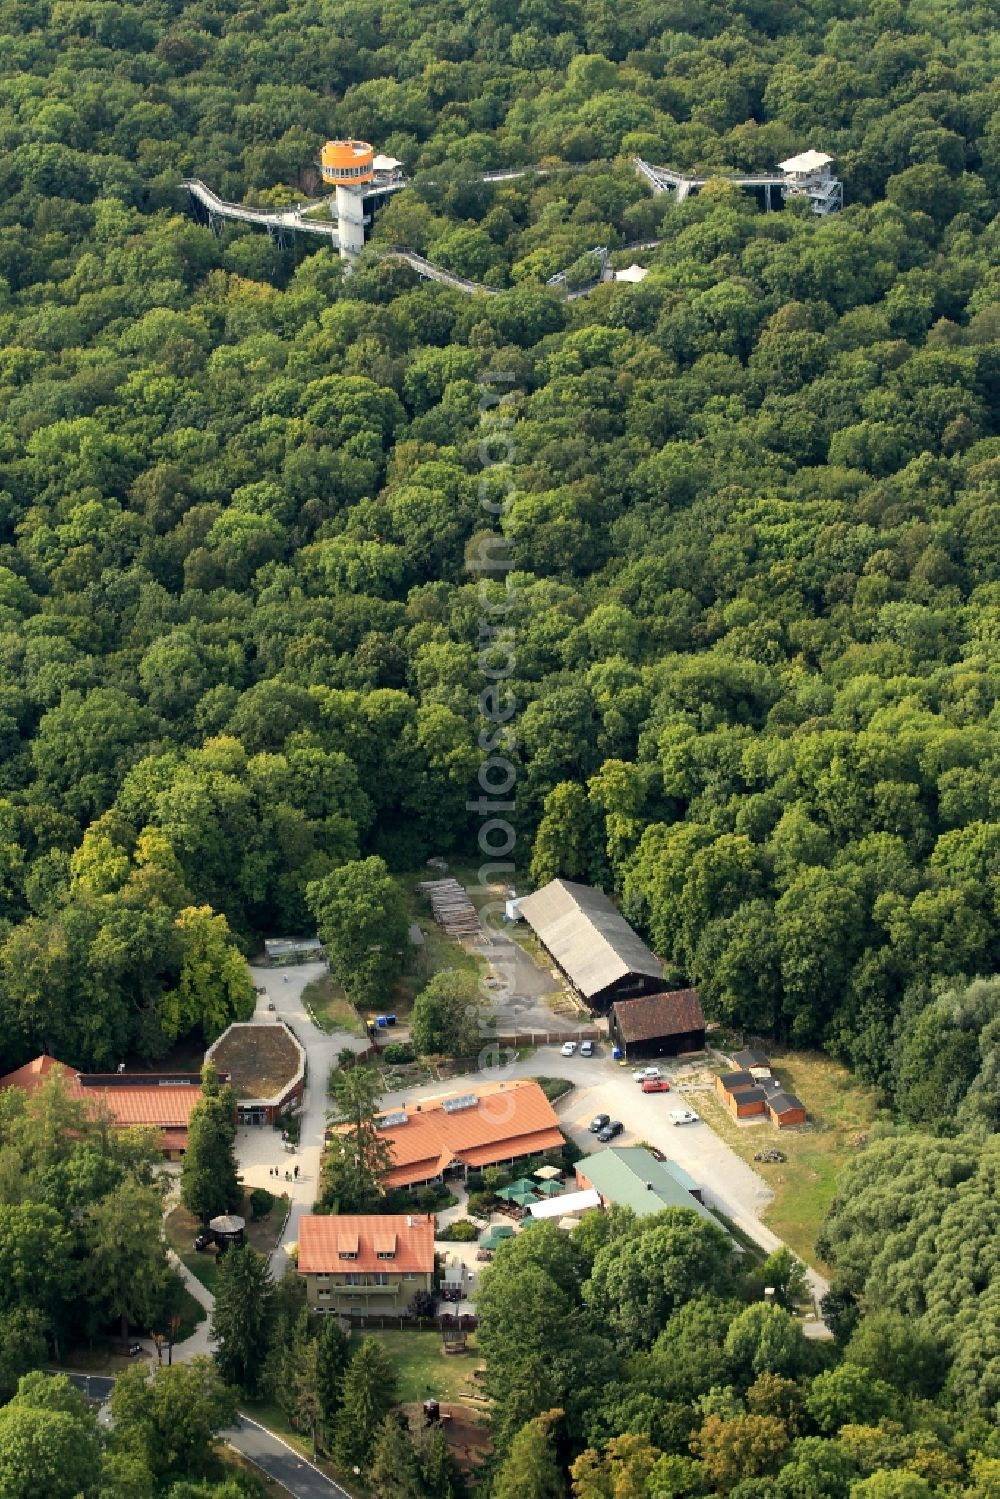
[777,151,843,214]
[636,149,843,214]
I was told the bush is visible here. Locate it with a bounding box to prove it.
[467,1191,495,1219]
[410,1290,436,1317]
[249,1187,275,1221]
[383,1182,457,1214]
[415,1184,457,1212]
[438,1219,479,1242]
[382,1042,415,1065]
[536,1076,574,1103]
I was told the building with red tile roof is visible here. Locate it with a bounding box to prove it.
[297,1213,435,1312]
[335,1079,565,1190]
[0,1054,221,1159]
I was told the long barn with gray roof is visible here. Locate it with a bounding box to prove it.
[516,878,665,1010]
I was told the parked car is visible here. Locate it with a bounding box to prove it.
[597,1119,624,1142]
[193,1231,213,1252]
[561,1040,577,1056]
[588,1113,611,1133]
[632,1066,662,1082]
[642,1078,671,1093]
[580,1040,594,1057]
[126,1343,144,1357]
[266,1000,275,1011]
[670,1108,699,1126]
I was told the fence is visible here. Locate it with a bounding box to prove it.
[325,1312,478,1332]
[441,1029,604,1073]
[336,1043,378,1070]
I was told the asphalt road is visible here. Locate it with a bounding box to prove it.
[226,1417,356,1499]
[62,1372,115,1403]
[56,1373,356,1499]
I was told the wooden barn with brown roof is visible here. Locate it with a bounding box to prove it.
[609,989,706,1061]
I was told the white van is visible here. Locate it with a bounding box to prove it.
[670,1107,699,1126]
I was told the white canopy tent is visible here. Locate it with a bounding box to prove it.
[528,1188,601,1221]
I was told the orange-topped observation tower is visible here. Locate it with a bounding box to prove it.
[320,139,375,186]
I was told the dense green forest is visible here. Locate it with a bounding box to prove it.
[0,0,999,1491]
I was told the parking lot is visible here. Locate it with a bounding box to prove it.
[383,1049,767,1241]
[376,1043,830,1314]
[556,1060,775,1220]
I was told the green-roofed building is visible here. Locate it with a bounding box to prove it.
[575,1146,717,1225]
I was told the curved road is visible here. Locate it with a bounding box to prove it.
[227,1418,354,1499]
[61,1372,354,1499]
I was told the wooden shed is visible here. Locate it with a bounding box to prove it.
[727,1085,768,1119]
[714,1070,754,1103]
[611,989,706,1060]
[767,1091,807,1128]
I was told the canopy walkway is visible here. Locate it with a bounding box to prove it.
[182,148,837,285]
[182,179,343,246]
[377,247,498,295]
[634,157,787,205]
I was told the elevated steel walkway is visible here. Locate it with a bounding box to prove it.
[376,248,497,295]
[181,147,839,288]
[183,179,342,246]
[634,157,787,204]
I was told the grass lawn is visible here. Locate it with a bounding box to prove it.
[699,1048,881,1270]
[172,1277,209,1341]
[166,1209,221,1295]
[357,1330,484,1405]
[394,870,487,1014]
[166,1191,290,1295]
[301,975,365,1037]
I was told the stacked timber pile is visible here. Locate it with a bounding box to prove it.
[417,878,483,939]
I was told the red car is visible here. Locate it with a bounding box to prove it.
[642,1079,671,1094]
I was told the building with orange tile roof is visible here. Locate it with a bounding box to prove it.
[298,1213,435,1312]
[0,1054,224,1159]
[347,1079,565,1190]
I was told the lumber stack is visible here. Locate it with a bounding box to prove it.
[417,878,483,939]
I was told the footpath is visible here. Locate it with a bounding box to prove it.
[139,963,367,1498]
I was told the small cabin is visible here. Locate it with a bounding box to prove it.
[767,1092,807,1128]
[728,1086,768,1119]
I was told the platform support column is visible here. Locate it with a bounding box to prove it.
[335,186,366,260]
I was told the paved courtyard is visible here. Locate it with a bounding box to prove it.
[229,968,828,1326]
[374,1044,829,1318]
[239,962,370,1275]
